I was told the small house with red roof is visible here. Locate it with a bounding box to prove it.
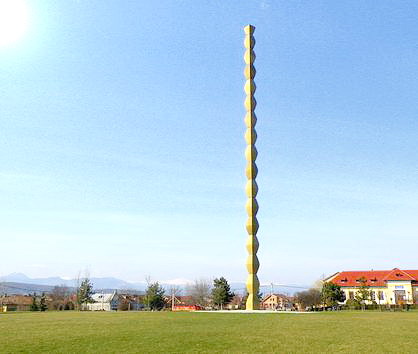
[325,268,418,305]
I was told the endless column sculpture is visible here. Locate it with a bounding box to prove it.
[244,24,260,310]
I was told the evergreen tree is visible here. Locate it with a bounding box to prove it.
[211,277,234,309]
[321,282,345,306]
[145,282,165,311]
[39,293,48,312]
[77,278,94,309]
[30,293,39,311]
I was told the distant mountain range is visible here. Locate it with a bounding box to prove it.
[0,273,304,296]
[0,281,56,295]
[0,273,246,295]
[0,273,147,293]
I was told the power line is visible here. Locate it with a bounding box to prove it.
[264,284,310,289]
[231,283,310,293]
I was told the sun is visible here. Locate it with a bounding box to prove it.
[0,0,30,47]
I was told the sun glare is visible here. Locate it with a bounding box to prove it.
[0,0,30,47]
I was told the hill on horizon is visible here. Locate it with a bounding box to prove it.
[0,273,306,296]
[0,273,146,292]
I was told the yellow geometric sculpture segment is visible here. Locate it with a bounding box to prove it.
[243,24,260,310]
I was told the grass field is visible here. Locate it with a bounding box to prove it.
[1,311,418,353]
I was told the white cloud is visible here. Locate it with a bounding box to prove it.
[162,278,193,285]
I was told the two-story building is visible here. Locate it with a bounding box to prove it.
[261,294,294,310]
[326,268,418,305]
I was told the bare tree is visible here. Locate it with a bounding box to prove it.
[295,288,322,310]
[74,271,82,311]
[168,285,182,310]
[50,285,70,310]
[143,275,152,310]
[230,294,244,310]
[187,279,211,307]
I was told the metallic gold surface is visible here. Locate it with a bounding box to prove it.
[243,24,260,310]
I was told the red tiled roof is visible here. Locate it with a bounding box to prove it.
[0,295,33,305]
[328,268,418,287]
[404,270,418,279]
[383,268,415,281]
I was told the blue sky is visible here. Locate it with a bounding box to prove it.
[1,0,417,286]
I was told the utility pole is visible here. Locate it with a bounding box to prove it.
[244,24,260,310]
[171,291,175,311]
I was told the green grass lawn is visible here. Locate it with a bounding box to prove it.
[1,311,418,353]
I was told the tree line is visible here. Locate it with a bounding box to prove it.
[29,275,373,312]
[294,277,382,310]
[144,276,235,311]
[29,278,95,312]
[28,276,237,311]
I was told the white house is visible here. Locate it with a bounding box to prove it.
[85,292,119,311]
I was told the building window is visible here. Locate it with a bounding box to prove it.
[349,291,354,300]
[378,291,384,301]
[370,291,376,301]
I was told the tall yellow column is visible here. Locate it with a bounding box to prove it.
[244,24,260,310]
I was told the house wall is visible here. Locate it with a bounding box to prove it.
[261,295,292,310]
[386,281,413,304]
[343,281,415,305]
[110,300,118,310]
[344,287,387,304]
[86,302,111,311]
[413,287,418,302]
[262,295,278,309]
